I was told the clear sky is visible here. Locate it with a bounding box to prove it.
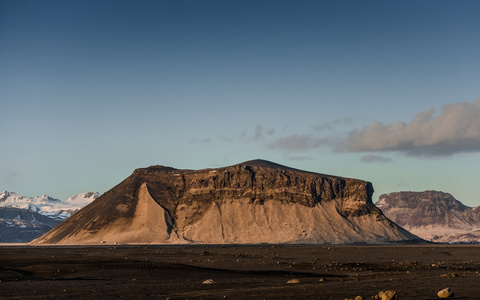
[2,0,480,205]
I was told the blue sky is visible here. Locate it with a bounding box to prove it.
[2,0,480,205]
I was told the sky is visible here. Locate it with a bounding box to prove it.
[1,0,480,206]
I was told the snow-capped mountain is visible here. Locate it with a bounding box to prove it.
[0,191,100,221]
[64,192,100,207]
[0,191,100,243]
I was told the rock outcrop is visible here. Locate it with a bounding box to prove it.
[437,287,454,298]
[377,191,480,243]
[32,160,421,245]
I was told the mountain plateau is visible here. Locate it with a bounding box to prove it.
[33,160,420,245]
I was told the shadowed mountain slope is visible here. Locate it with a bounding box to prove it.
[33,160,421,245]
[0,207,61,243]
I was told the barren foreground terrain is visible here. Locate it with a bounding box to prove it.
[1,245,480,299]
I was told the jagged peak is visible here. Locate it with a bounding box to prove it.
[1,190,17,196]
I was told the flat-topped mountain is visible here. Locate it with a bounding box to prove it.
[33,160,421,245]
[377,191,480,243]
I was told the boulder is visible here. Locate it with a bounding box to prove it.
[286,278,301,284]
[437,287,454,298]
[378,290,398,300]
[202,279,215,284]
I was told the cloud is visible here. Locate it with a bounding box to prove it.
[189,137,211,144]
[241,125,275,143]
[268,134,334,152]
[220,135,233,143]
[344,98,480,156]
[360,154,393,163]
[314,117,353,132]
[285,155,313,161]
[189,125,275,145]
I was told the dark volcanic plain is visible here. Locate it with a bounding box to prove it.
[1,245,480,299]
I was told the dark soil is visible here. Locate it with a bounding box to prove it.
[1,244,479,299]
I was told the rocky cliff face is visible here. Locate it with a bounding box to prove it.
[33,160,420,245]
[377,191,480,243]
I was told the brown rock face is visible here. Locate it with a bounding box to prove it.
[32,160,420,245]
[377,191,480,243]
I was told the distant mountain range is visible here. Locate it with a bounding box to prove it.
[376,191,480,243]
[7,186,480,244]
[0,191,100,243]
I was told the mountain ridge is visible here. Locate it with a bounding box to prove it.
[0,191,100,221]
[0,191,100,243]
[377,190,480,243]
[33,160,421,245]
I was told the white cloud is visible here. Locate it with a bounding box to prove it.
[345,98,480,156]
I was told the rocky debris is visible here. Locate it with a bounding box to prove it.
[440,273,458,278]
[344,297,363,300]
[286,278,301,284]
[32,160,422,245]
[377,290,398,300]
[437,287,454,298]
[377,190,480,243]
[202,279,215,284]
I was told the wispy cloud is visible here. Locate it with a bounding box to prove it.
[314,117,353,132]
[188,137,212,144]
[285,155,313,161]
[344,98,480,156]
[189,125,275,145]
[268,134,335,152]
[360,154,393,163]
[241,125,275,143]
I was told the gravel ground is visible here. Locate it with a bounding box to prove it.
[1,244,479,299]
